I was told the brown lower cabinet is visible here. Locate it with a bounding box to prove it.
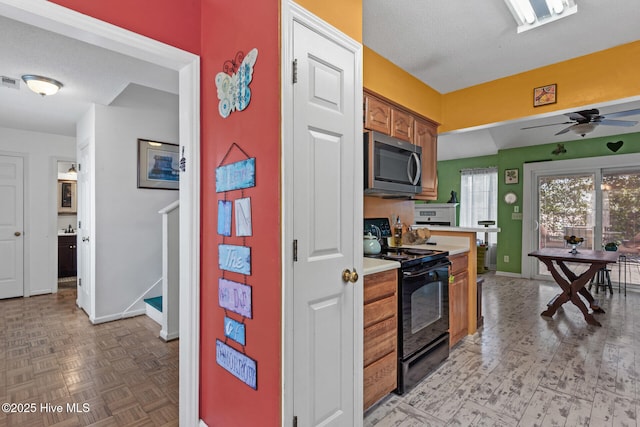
[58,235,77,278]
[363,269,398,411]
[449,253,469,347]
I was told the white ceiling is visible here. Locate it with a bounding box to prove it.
[1,4,639,160]
[0,14,177,137]
[363,0,640,160]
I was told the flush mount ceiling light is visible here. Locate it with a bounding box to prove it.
[504,0,577,33]
[21,74,63,96]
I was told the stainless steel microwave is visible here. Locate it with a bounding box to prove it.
[364,131,422,196]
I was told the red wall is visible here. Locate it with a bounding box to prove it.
[199,0,282,425]
[47,1,282,425]
[48,0,201,54]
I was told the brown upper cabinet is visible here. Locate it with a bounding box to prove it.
[390,109,413,142]
[363,90,439,200]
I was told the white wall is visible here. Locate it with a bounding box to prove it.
[92,103,178,321]
[0,126,75,295]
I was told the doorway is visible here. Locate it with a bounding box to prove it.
[523,153,640,287]
[0,1,200,424]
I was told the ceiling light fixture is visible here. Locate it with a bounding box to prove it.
[21,74,63,96]
[571,123,596,137]
[504,0,577,33]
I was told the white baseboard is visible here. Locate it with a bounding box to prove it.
[90,308,146,324]
[495,271,522,278]
[160,329,179,341]
[146,304,162,325]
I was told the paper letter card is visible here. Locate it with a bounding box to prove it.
[216,158,255,193]
[235,197,252,236]
[218,278,252,318]
[217,200,232,236]
[224,316,246,345]
[219,244,251,275]
[216,340,257,389]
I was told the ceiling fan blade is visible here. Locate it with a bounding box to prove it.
[554,125,575,135]
[521,121,573,130]
[602,108,640,119]
[598,119,638,127]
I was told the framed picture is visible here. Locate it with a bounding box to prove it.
[58,180,77,214]
[533,83,557,107]
[505,168,519,185]
[137,139,179,190]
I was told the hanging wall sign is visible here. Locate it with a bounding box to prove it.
[217,200,232,236]
[216,158,256,193]
[234,197,252,237]
[219,244,251,275]
[216,340,257,389]
[218,278,252,318]
[224,316,246,345]
[215,48,258,118]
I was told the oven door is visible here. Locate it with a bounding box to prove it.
[399,260,450,359]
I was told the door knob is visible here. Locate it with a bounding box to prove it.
[14,231,21,236]
[342,268,359,283]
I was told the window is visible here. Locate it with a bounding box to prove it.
[460,167,498,245]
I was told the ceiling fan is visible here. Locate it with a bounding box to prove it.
[521,107,640,137]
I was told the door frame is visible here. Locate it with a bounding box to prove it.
[521,152,640,278]
[49,155,77,295]
[281,1,364,424]
[0,1,201,424]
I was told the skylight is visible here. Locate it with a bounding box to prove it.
[504,0,577,33]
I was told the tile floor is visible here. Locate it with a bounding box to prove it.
[0,288,178,426]
[365,273,639,427]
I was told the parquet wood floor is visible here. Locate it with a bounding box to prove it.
[0,288,178,427]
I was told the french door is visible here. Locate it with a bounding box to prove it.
[526,158,640,282]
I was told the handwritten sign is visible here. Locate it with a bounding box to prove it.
[218,278,252,318]
[219,244,251,275]
[235,197,252,236]
[216,340,257,389]
[224,316,246,345]
[217,200,232,236]
[216,158,256,192]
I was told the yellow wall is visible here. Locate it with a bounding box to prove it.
[441,41,640,132]
[364,47,442,123]
[294,5,640,134]
[294,0,362,42]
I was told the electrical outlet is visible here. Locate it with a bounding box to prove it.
[504,255,510,263]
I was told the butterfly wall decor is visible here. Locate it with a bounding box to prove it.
[215,48,259,118]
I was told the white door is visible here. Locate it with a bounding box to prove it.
[291,16,361,427]
[0,155,24,299]
[77,144,92,314]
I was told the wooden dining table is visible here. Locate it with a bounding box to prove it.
[528,248,619,326]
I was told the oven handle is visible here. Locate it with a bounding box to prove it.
[403,265,449,279]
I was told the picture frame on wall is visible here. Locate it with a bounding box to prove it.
[137,139,179,190]
[505,168,519,184]
[533,83,557,107]
[58,180,77,214]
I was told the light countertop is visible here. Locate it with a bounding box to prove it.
[58,232,77,236]
[363,258,400,275]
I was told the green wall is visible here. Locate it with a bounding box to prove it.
[434,131,640,274]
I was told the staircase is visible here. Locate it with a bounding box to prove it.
[144,296,163,325]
